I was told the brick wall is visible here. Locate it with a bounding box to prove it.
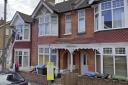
[31,20,38,66]
[59,7,94,41]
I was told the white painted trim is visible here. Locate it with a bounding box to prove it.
[95,50,97,72]
[89,0,95,4]
[10,12,25,26]
[113,47,115,75]
[32,1,53,18]
[126,47,128,78]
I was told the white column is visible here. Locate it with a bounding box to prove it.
[56,50,59,74]
[113,47,115,75]
[95,50,97,72]
[126,47,128,79]
[99,48,103,74]
[69,49,74,72]
[49,44,51,62]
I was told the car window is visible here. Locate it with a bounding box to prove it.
[0,74,12,84]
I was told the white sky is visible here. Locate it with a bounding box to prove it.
[0,0,40,20]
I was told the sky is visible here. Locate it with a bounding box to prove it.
[0,0,40,21]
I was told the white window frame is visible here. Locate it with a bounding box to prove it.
[38,14,58,36]
[38,46,58,67]
[15,24,30,41]
[78,9,86,33]
[15,49,30,68]
[96,47,128,78]
[94,0,128,32]
[64,14,72,35]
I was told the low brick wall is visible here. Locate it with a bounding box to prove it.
[20,71,48,85]
[77,76,128,85]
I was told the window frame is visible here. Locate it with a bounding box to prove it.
[64,14,72,35]
[38,47,58,65]
[15,49,30,68]
[15,24,30,41]
[94,0,128,31]
[38,14,58,36]
[78,9,86,33]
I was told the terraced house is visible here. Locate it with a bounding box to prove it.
[11,0,128,79]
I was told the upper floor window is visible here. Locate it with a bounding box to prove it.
[16,25,30,41]
[78,9,85,33]
[65,15,72,34]
[38,14,58,36]
[95,0,126,31]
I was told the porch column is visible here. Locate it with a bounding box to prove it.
[69,49,74,72]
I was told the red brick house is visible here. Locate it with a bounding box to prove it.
[10,11,32,70]
[11,0,128,79]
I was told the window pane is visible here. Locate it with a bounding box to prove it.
[16,26,23,40]
[44,55,49,64]
[103,48,112,54]
[24,29,29,39]
[113,8,124,28]
[78,20,85,32]
[45,23,50,34]
[78,9,85,33]
[115,48,125,54]
[115,56,127,77]
[65,15,71,34]
[39,55,43,64]
[112,0,124,8]
[96,55,101,73]
[45,48,49,53]
[102,10,112,29]
[103,55,113,75]
[95,14,99,30]
[23,56,28,67]
[39,24,45,35]
[51,15,58,34]
[101,1,111,10]
[51,55,56,65]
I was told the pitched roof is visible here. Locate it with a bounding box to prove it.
[44,0,90,13]
[17,11,32,23]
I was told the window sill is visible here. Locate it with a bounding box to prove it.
[77,32,86,35]
[15,40,30,42]
[63,33,72,35]
[95,27,128,32]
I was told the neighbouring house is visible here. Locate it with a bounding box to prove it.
[10,11,32,70]
[0,18,12,67]
[11,0,128,79]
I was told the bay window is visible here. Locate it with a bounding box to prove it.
[96,47,127,78]
[78,9,85,33]
[65,15,72,34]
[16,25,30,41]
[38,14,58,36]
[94,0,127,31]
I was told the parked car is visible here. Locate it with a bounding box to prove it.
[0,71,28,85]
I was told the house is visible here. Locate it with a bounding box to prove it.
[10,11,32,70]
[11,0,128,79]
[0,18,12,66]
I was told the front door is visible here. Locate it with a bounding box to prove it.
[81,54,88,75]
